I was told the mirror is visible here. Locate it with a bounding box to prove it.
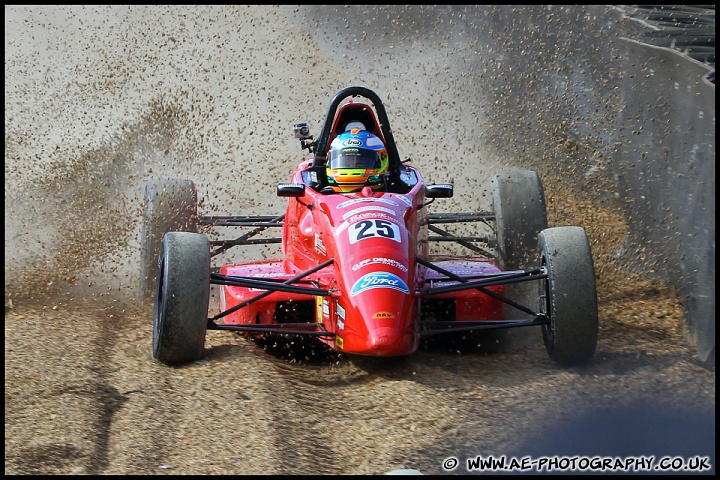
[277,183,306,197]
[425,183,454,198]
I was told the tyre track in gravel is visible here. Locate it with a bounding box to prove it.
[101,302,185,475]
[261,359,350,473]
[99,301,279,475]
[240,337,467,474]
[4,301,131,475]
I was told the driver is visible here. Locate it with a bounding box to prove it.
[325,128,389,193]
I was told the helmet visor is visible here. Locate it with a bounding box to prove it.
[329,147,381,170]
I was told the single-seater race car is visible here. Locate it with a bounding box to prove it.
[141,86,598,366]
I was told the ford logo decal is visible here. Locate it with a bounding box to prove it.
[351,272,409,296]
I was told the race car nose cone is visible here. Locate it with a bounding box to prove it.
[366,327,413,355]
[370,333,394,348]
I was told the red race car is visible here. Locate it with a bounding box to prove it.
[142,86,598,365]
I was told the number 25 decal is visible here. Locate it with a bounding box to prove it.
[349,219,401,244]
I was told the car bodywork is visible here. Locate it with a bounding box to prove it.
[146,86,598,365]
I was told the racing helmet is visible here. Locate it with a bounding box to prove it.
[326,129,389,193]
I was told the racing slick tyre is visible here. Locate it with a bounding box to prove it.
[490,170,548,351]
[491,170,548,270]
[140,178,198,300]
[539,226,598,364]
[153,232,211,364]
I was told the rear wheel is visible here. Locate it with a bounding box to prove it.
[492,170,548,270]
[539,226,598,364]
[153,232,210,364]
[491,170,548,350]
[140,178,198,300]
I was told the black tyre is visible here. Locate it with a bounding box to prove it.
[492,170,548,270]
[539,226,598,364]
[153,232,210,364]
[140,178,198,300]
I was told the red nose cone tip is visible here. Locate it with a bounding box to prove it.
[364,327,414,356]
[370,334,394,348]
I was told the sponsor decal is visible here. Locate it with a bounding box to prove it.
[336,304,346,320]
[341,205,396,220]
[335,336,344,349]
[351,272,410,296]
[349,219,401,244]
[337,198,399,209]
[316,296,323,323]
[372,312,396,319]
[342,139,362,147]
[398,195,413,207]
[322,298,329,318]
[337,318,345,330]
[346,211,398,225]
[352,257,409,273]
[448,269,476,276]
[314,233,326,255]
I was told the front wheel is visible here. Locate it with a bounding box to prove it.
[153,232,211,364]
[539,226,598,364]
